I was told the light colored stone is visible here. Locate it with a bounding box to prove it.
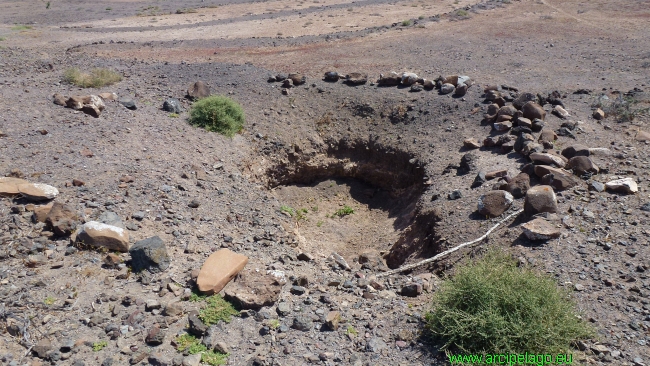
[529,152,566,168]
[440,83,455,94]
[224,267,282,309]
[522,218,561,240]
[568,156,599,175]
[400,72,418,86]
[197,249,248,295]
[463,138,480,149]
[17,183,59,201]
[635,130,650,142]
[182,354,201,366]
[0,177,29,195]
[534,165,581,191]
[493,121,512,132]
[32,202,54,223]
[587,147,612,156]
[522,101,546,120]
[605,178,638,194]
[76,221,130,252]
[552,105,570,118]
[98,92,117,101]
[593,108,605,120]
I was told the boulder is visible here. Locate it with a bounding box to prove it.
[538,129,558,147]
[98,92,117,101]
[45,202,78,236]
[119,98,137,110]
[524,185,558,216]
[423,79,435,90]
[513,92,537,110]
[17,183,59,201]
[534,165,581,191]
[477,190,514,217]
[568,156,599,175]
[162,98,182,114]
[32,202,54,223]
[505,173,530,199]
[454,83,468,96]
[463,138,481,149]
[516,117,532,129]
[497,105,517,117]
[401,72,419,86]
[130,236,170,273]
[76,221,130,252]
[197,249,248,295]
[223,268,283,310]
[605,178,638,194]
[552,105,570,119]
[561,144,590,159]
[344,72,368,85]
[440,83,455,94]
[521,218,561,240]
[288,73,306,85]
[53,93,67,106]
[377,72,401,86]
[323,71,340,82]
[67,95,105,117]
[493,121,512,132]
[522,101,546,120]
[529,152,566,168]
[186,81,210,100]
[442,75,458,86]
[593,108,605,120]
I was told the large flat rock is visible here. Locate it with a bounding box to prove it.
[197,249,248,295]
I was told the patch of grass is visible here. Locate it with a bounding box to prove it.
[106,7,112,10]
[268,319,280,329]
[169,113,179,118]
[418,15,425,20]
[188,95,245,137]
[63,68,122,88]
[199,295,239,326]
[401,19,412,26]
[44,296,56,306]
[602,95,649,123]
[92,340,108,352]
[425,250,595,356]
[334,205,354,217]
[176,8,197,14]
[280,205,295,217]
[188,291,207,302]
[345,325,358,336]
[175,333,206,354]
[202,351,229,365]
[316,221,323,227]
[0,37,6,42]
[11,25,33,31]
[455,9,469,17]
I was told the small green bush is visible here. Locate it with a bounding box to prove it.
[202,350,228,365]
[11,25,32,31]
[63,68,122,88]
[188,95,245,137]
[175,333,206,354]
[92,340,108,352]
[334,206,354,217]
[401,19,412,26]
[426,251,594,356]
[199,295,239,325]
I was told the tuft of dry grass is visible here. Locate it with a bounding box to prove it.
[63,68,122,88]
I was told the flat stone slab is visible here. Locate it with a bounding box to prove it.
[197,249,248,295]
[76,221,130,252]
[522,218,561,240]
[17,183,59,201]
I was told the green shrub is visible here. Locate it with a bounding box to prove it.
[425,250,594,356]
[11,25,32,31]
[63,68,122,88]
[92,340,108,352]
[202,350,228,365]
[334,206,354,217]
[188,95,245,137]
[199,295,239,325]
[401,19,412,26]
[174,333,206,354]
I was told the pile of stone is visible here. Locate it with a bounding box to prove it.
[267,73,307,94]
[52,92,136,117]
[466,87,640,241]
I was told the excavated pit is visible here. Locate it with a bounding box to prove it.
[262,138,438,269]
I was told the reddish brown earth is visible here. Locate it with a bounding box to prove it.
[1,0,650,365]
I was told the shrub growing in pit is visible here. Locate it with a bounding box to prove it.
[188,95,245,137]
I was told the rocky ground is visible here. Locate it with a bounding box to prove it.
[1,0,650,365]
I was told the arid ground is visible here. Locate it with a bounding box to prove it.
[1,0,650,365]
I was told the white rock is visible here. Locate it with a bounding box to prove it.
[400,72,418,86]
[76,221,130,252]
[605,178,638,194]
[17,183,59,201]
[521,218,561,240]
